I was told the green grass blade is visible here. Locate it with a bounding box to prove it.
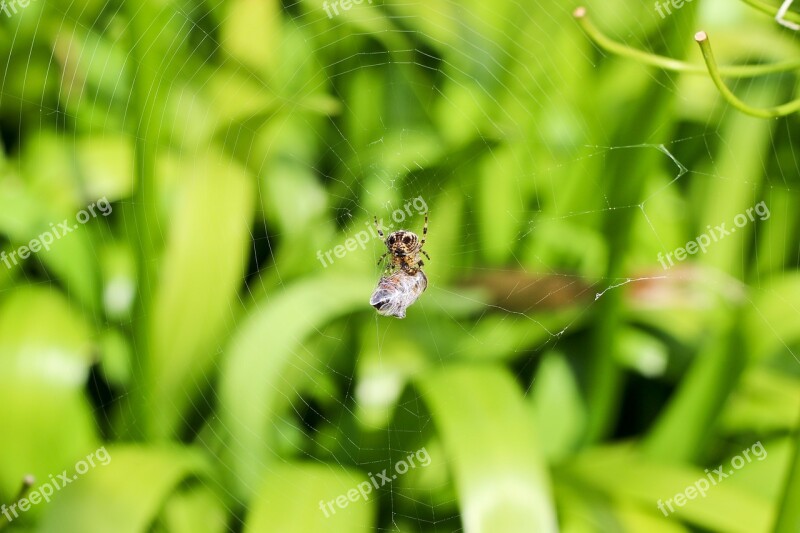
[417,365,557,533]
[37,446,212,533]
[147,152,255,439]
[244,463,374,532]
[218,275,373,498]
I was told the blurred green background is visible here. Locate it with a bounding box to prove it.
[0,0,799,531]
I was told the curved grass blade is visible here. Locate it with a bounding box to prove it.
[416,365,558,533]
[218,274,373,498]
[244,463,374,532]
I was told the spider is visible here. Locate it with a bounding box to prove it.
[374,213,430,275]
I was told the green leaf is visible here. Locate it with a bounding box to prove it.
[0,287,93,390]
[220,0,281,75]
[565,445,773,533]
[0,288,98,499]
[774,433,800,533]
[244,463,374,532]
[530,352,586,462]
[615,327,669,378]
[0,182,100,310]
[694,92,773,278]
[154,484,229,533]
[743,273,800,363]
[74,136,135,202]
[147,151,255,438]
[416,365,558,533]
[37,446,212,533]
[719,368,800,434]
[611,502,690,533]
[218,274,374,498]
[0,383,97,506]
[477,144,525,264]
[354,325,428,430]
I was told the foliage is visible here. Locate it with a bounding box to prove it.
[0,0,798,531]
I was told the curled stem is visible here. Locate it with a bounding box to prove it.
[573,6,800,77]
[695,31,800,118]
[739,0,800,29]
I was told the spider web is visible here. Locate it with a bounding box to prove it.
[1,0,799,530]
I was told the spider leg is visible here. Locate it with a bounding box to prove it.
[419,212,428,247]
[374,216,385,240]
[376,251,388,266]
[421,250,431,261]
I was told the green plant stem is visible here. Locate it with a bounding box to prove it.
[573,7,800,77]
[0,476,34,531]
[643,313,745,462]
[122,1,169,439]
[643,88,773,461]
[584,146,672,445]
[739,0,800,25]
[695,31,800,118]
[583,27,695,443]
